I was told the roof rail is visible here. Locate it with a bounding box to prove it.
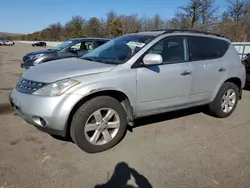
[146,29,228,39]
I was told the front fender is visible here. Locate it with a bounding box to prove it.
[66,69,137,110]
[68,85,136,110]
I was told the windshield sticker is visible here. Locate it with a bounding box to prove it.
[126,41,145,48]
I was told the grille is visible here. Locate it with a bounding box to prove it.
[15,77,47,94]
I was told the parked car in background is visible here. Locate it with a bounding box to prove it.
[32,42,47,47]
[242,53,250,83]
[10,30,245,153]
[21,38,110,69]
[0,40,3,46]
[1,40,15,46]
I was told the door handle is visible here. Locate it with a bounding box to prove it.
[218,67,226,72]
[181,70,192,76]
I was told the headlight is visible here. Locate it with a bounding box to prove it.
[30,54,44,60]
[33,79,80,96]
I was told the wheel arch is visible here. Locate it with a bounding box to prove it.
[225,77,242,89]
[65,89,134,137]
[211,77,242,102]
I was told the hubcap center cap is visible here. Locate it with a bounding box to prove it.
[98,121,107,130]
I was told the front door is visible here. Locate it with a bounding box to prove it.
[135,36,192,116]
[59,41,89,59]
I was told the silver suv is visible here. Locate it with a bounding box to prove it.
[9,30,246,153]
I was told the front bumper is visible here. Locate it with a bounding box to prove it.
[9,89,83,137]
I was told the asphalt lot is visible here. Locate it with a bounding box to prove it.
[1,43,250,188]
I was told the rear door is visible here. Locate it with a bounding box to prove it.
[187,36,229,103]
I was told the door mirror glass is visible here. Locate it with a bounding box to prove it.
[143,53,163,65]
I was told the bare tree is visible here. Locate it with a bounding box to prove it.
[153,14,162,29]
[10,1,250,42]
[119,14,141,34]
[178,0,202,28]
[200,0,218,27]
[227,0,246,22]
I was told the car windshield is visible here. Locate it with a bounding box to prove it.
[80,34,155,64]
[52,40,73,51]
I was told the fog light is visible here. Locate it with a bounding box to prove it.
[39,118,46,127]
[33,116,47,127]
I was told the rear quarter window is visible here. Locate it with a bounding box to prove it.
[188,36,229,61]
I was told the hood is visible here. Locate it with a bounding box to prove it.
[22,57,117,83]
[25,49,57,56]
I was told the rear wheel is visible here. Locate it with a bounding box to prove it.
[209,82,239,118]
[70,96,127,153]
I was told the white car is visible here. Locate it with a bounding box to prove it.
[3,40,15,46]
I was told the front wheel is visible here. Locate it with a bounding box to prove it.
[209,82,239,118]
[70,96,127,153]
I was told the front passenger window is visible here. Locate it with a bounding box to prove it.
[147,37,186,64]
[70,43,81,51]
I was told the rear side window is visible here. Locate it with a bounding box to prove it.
[188,36,229,61]
[96,41,107,46]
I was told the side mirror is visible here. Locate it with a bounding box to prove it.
[143,53,163,66]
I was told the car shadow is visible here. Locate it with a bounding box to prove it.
[94,162,153,188]
[52,106,207,142]
[244,83,250,91]
[133,106,206,129]
[0,102,14,115]
[50,134,73,143]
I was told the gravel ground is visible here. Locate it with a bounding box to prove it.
[1,43,250,188]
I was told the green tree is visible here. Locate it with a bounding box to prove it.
[108,18,124,38]
[65,15,86,38]
[46,22,64,41]
[85,17,103,37]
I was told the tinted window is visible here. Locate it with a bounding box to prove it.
[188,36,229,61]
[96,41,107,46]
[146,37,186,63]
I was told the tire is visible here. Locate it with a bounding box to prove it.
[70,96,127,153]
[209,82,239,118]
